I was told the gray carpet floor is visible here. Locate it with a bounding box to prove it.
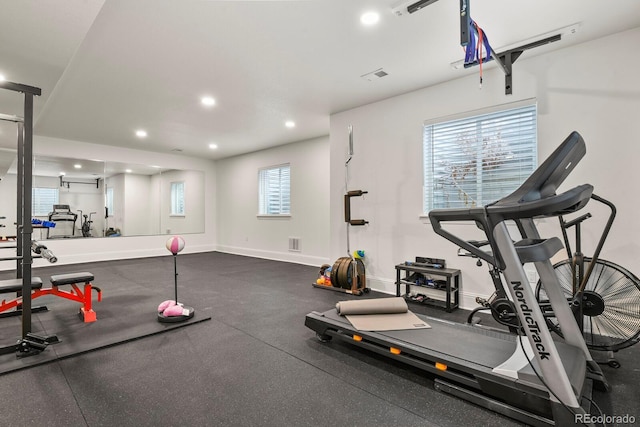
[0,252,637,427]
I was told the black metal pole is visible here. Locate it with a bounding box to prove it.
[0,80,41,346]
[173,254,178,304]
[577,193,616,294]
[21,93,34,339]
[16,123,24,278]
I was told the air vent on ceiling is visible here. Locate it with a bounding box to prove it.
[360,68,389,82]
[171,148,183,152]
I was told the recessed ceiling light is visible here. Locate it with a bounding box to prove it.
[59,172,66,176]
[285,121,295,128]
[135,130,147,138]
[360,11,380,26]
[201,96,216,107]
[125,169,132,173]
[209,143,218,149]
[74,164,82,169]
[0,74,5,82]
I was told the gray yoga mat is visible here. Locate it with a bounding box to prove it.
[335,297,431,331]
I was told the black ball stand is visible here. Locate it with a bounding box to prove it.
[158,253,195,323]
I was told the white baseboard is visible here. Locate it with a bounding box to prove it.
[0,244,217,271]
[216,245,329,267]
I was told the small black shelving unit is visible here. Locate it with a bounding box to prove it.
[395,263,460,312]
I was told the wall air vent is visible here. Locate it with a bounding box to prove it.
[288,237,301,252]
[360,68,389,82]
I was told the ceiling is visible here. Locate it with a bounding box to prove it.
[0,0,639,161]
[30,156,168,179]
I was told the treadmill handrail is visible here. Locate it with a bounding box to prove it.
[430,184,594,270]
[486,184,593,222]
[429,207,499,267]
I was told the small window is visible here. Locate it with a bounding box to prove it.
[105,187,114,216]
[258,164,290,215]
[170,181,185,216]
[423,102,537,213]
[32,187,59,216]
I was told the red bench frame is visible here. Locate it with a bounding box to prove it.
[0,274,101,323]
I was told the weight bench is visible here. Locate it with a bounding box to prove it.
[0,277,44,317]
[0,272,101,323]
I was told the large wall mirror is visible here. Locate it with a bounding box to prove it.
[0,152,205,239]
[104,161,205,237]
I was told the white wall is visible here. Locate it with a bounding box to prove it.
[123,173,154,236]
[216,136,329,266]
[330,28,640,308]
[160,169,205,235]
[0,136,217,271]
[0,174,18,238]
[105,170,204,236]
[149,173,161,234]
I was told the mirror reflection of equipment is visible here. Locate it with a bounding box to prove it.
[157,236,195,323]
[47,205,77,238]
[0,155,206,238]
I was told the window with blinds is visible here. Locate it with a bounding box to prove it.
[259,164,290,215]
[423,102,537,213]
[105,187,114,216]
[170,181,185,215]
[32,187,59,216]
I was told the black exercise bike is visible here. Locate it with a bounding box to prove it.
[463,194,640,368]
[77,210,96,237]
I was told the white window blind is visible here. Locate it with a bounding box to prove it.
[106,187,114,216]
[259,164,290,215]
[423,103,537,213]
[170,181,185,215]
[32,187,59,216]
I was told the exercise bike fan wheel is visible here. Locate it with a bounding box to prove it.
[535,258,640,352]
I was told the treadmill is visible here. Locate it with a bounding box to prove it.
[305,131,608,426]
[47,204,78,238]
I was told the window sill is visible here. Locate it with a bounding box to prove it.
[257,214,291,219]
[170,215,185,218]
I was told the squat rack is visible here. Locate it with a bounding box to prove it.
[0,79,42,341]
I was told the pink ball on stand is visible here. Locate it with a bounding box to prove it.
[166,236,185,255]
[158,235,194,323]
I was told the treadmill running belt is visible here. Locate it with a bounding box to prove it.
[320,308,516,369]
